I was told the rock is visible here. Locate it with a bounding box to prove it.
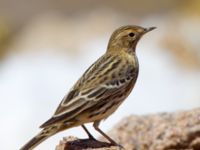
[55,136,122,150]
[56,108,200,150]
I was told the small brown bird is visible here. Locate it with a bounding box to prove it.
[20,25,156,150]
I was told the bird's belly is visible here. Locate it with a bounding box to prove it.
[75,80,136,124]
[77,96,126,124]
[87,82,136,122]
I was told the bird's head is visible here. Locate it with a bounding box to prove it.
[107,25,156,53]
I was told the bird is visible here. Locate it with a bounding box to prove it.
[20,25,156,150]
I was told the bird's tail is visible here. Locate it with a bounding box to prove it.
[20,126,59,150]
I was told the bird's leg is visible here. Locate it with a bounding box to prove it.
[93,121,120,146]
[81,124,96,140]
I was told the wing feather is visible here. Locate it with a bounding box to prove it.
[40,53,138,128]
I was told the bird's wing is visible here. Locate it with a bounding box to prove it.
[40,53,138,128]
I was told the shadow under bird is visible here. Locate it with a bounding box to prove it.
[20,25,156,150]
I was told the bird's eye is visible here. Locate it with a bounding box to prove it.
[129,32,135,37]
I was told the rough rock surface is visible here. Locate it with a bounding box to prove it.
[56,108,200,150]
[55,136,121,150]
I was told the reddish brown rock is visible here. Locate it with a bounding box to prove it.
[56,108,200,150]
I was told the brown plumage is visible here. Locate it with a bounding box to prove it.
[20,25,156,150]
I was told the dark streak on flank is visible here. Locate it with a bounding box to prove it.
[96,102,107,110]
[101,105,113,114]
[88,112,101,118]
[120,79,125,84]
[88,100,108,113]
[116,81,119,86]
[101,100,121,115]
[106,79,121,86]
[106,81,115,86]
[126,76,130,80]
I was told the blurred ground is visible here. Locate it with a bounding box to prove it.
[0,0,199,150]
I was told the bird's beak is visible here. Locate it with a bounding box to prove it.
[143,27,156,34]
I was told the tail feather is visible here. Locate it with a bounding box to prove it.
[20,123,75,150]
[20,128,56,150]
[20,134,48,150]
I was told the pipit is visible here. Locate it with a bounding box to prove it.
[21,25,156,150]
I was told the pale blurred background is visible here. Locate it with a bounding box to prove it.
[0,0,200,149]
